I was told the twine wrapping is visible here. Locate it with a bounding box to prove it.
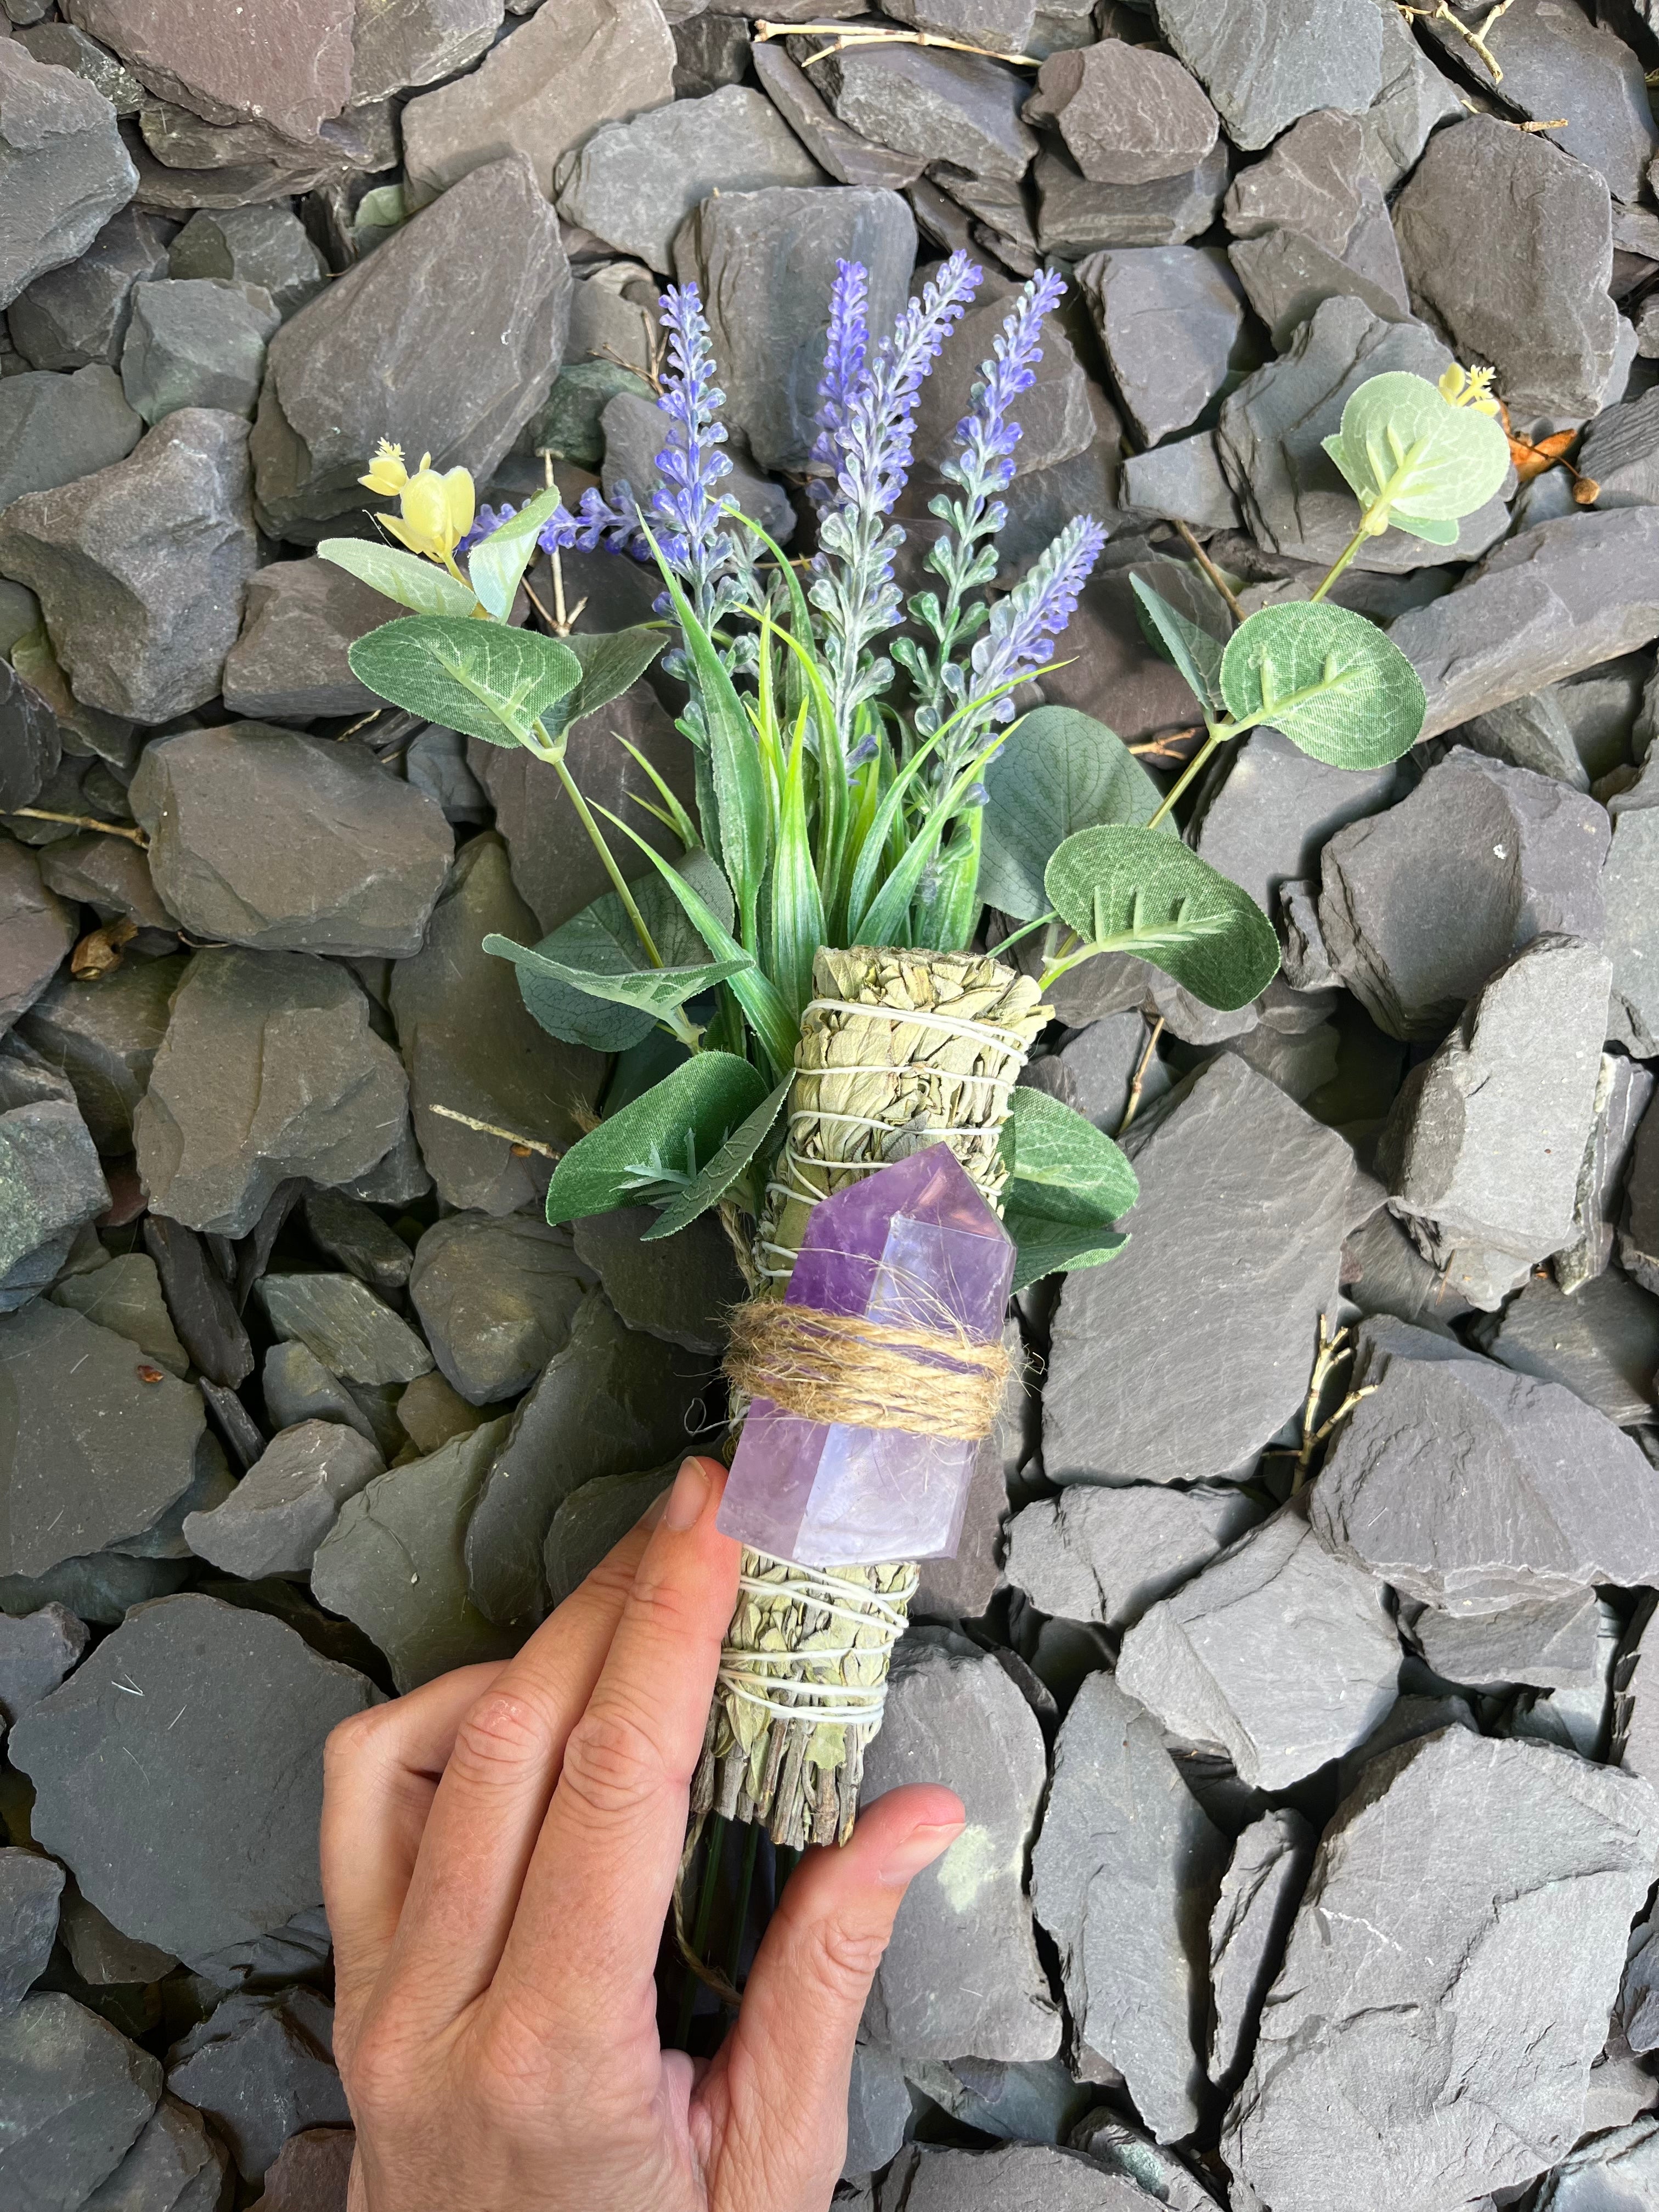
[723,1302,1012,1441]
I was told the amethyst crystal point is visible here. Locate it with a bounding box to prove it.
[719,1144,1014,1568]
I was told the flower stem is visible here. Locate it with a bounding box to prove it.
[1307,520,1373,605]
[1146,724,1229,830]
[539,740,665,968]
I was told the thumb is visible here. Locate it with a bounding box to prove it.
[716,1785,964,2192]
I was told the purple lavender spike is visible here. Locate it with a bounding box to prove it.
[719,1144,1014,1567]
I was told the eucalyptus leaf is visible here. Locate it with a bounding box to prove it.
[465,489,565,620]
[1005,1085,1139,1225]
[645,1076,791,1239]
[544,1051,771,1224]
[1321,370,1510,534]
[1006,1210,1130,1294]
[1219,600,1425,769]
[980,706,1164,922]
[548,625,668,735]
[317,539,478,619]
[1130,574,1226,714]
[484,939,750,1049]
[347,616,580,748]
[1046,825,1281,1011]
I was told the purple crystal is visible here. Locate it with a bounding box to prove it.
[719,1143,1015,1567]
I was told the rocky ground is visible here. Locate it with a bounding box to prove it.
[3,0,1659,2206]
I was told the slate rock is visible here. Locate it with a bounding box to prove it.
[12,24,144,119]
[261,1340,380,1452]
[78,2093,228,2212]
[49,1252,188,1378]
[1223,1729,1659,2212]
[1604,804,1659,1056]
[1462,687,1594,793]
[396,1370,484,1456]
[1533,2119,1659,2212]
[0,1605,88,1725]
[542,1463,676,1608]
[749,44,927,192]
[1024,40,1217,186]
[0,1551,189,1628]
[465,1290,710,1629]
[64,0,355,141]
[1357,0,1467,191]
[302,1189,411,1296]
[1031,1669,1226,2137]
[0,41,137,311]
[572,1205,743,1356]
[8,205,168,371]
[883,0,1035,44]
[1624,1091,1659,1296]
[1190,726,1400,928]
[0,662,61,818]
[1006,1483,1266,1630]
[257,2125,356,2212]
[1311,1347,1659,1611]
[877,2142,1176,2210]
[10,1593,376,1957]
[1207,1810,1312,2092]
[862,1634,1058,2062]
[0,364,142,514]
[166,203,327,319]
[1076,245,1248,449]
[184,1419,383,1580]
[1045,1056,1352,1485]
[387,834,605,1216]
[166,1986,346,2182]
[1152,0,1384,151]
[250,155,570,539]
[0,1042,109,1310]
[844,2038,911,2180]
[119,276,279,425]
[1118,431,1242,529]
[1052,1009,1171,1132]
[0,1850,62,2016]
[131,723,452,957]
[409,1214,591,1406]
[0,407,257,723]
[1579,387,1659,514]
[400,0,675,207]
[1378,935,1612,1308]
[221,554,399,721]
[56,1884,177,1987]
[404,725,490,829]
[1395,116,1617,418]
[1317,748,1609,1041]
[1558,1051,1655,1293]
[673,185,915,472]
[0,839,74,1039]
[312,1418,517,1692]
[600,388,795,547]
[809,43,1036,183]
[0,1992,161,2211]
[36,833,172,935]
[350,0,500,101]
[136,949,408,1238]
[139,1214,250,1389]
[1226,224,1409,355]
[258,1273,431,1389]
[1035,140,1230,257]
[19,955,185,1154]
[1415,1587,1602,1692]
[1223,110,1367,257]
[1471,1270,1659,1429]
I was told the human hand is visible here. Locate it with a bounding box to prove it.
[320,1454,964,2212]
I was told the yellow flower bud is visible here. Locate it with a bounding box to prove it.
[359,438,408,496]
[1438,363,1468,402]
[439,465,475,547]
[398,466,452,555]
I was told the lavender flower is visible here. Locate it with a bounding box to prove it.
[541,484,646,558]
[456,501,516,558]
[645,283,746,628]
[807,259,870,507]
[969,512,1108,714]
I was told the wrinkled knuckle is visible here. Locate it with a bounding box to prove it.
[341,2023,415,2123]
[805,1916,891,2001]
[626,1570,699,1642]
[558,1703,666,1824]
[324,1704,385,1778]
[446,1691,554,1788]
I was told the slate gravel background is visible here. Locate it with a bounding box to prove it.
[4,0,1659,2206]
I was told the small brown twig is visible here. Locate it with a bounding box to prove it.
[594,333,667,397]
[1170,519,1246,628]
[426,1104,561,1159]
[3,808,148,848]
[336,707,383,742]
[1115,1017,1165,1138]
[1279,1313,1378,1491]
[754,18,1041,65]
[1397,0,1513,84]
[1130,726,1204,760]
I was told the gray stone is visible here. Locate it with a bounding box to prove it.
[256,2125,356,2212]
[312,1419,517,1691]
[1035,140,1230,257]
[134,949,407,1237]
[1224,110,1369,258]
[404,725,490,828]
[844,2038,911,2180]
[0,408,257,723]
[1533,2119,1659,2212]
[808,42,1036,183]
[1053,1009,1171,1131]
[166,1986,347,2181]
[261,1341,380,1452]
[1311,1347,1659,1611]
[1460,689,1593,792]
[184,1419,384,1579]
[120,278,279,425]
[131,723,451,958]
[258,1273,431,1388]
[1317,748,1610,1041]
[166,204,328,319]
[396,1370,483,1455]
[1005,1483,1266,1630]
[1605,804,1659,1055]
[1624,1091,1659,1296]
[64,0,354,142]
[1222,1730,1659,2212]
[20,956,187,1154]
[0,364,142,513]
[0,1993,161,2211]
[139,1213,251,1390]
[400,0,676,207]
[1208,1812,1313,2096]
[0,1605,87,1725]
[388,835,606,1215]
[556,86,822,272]
[903,2053,1095,2152]
[572,1205,743,1356]
[1378,935,1612,1308]
[599,388,795,547]
[79,2094,229,2212]
[350,0,502,104]
[670,8,752,100]
[878,2143,1176,2210]
[13,25,144,119]
[542,1463,675,1607]
[1415,1587,1602,1691]
[1357,0,1464,192]
[1395,116,1618,418]
[882,0,1035,43]
[0,840,74,1040]
[0,1552,189,1628]
[56,1884,177,1986]
[36,833,172,934]
[1118,432,1241,529]
[9,1593,377,1958]
[0,1044,108,1308]
[8,206,168,371]
[1216,296,1510,572]
[1045,1056,1352,1485]
[1119,1506,1400,1789]
[0,41,137,311]
[251,156,571,539]
[0,1851,62,2015]
[408,1214,591,1406]
[0,664,60,817]
[1471,1270,1659,1427]
[1031,1669,1226,2137]
[674,185,915,471]
[1025,40,1217,185]
[1580,387,1659,513]
[1065,2119,1222,2211]
[1226,223,1410,353]
[221,554,401,721]
[1152,0,1384,151]
[863,1634,1058,2063]
[50,1252,188,1378]
[1190,726,1400,924]
[1558,1051,1654,1293]
[749,45,927,191]
[302,1189,411,1295]
[1076,246,1248,449]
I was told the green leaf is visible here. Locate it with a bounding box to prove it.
[318,539,478,619]
[346,617,580,748]
[465,489,565,621]
[1006,1210,1130,1294]
[1005,1086,1139,1225]
[544,1052,770,1224]
[979,706,1164,923]
[550,625,668,732]
[645,1076,791,1239]
[1130,575,1225,715]
[1046,824,1281,1011]
[1219,600,1426,769]
[1321,370,1511,529]
[484,940,749,1049]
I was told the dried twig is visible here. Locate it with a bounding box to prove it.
[754,18,1041,65]
[1170,518,1247,627]
[1116,1017,1165,1138]
[1129,726,1203,760]
[426,1104,561,1159]
[1282,1313,1377,1491]
[1397,0,1514,84]
[3,808,148,848]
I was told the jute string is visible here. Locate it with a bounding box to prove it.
[723,1301,1011,1440]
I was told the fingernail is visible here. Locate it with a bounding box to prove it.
[878,1820,964,1891]
[662,1457,712,1533]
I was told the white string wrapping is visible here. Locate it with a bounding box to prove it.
[716,1558,918,1723]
